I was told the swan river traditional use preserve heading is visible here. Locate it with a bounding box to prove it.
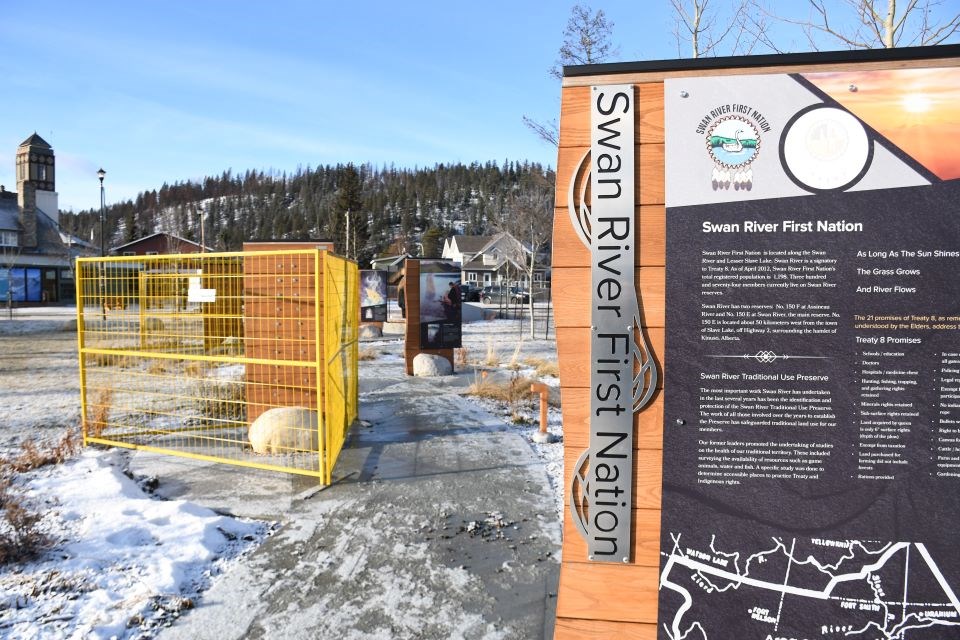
[659,67,960,639]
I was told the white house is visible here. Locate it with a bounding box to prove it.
[451,232,548,289]
[441,235,493,266]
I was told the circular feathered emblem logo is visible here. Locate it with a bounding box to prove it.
[706,115,761,190]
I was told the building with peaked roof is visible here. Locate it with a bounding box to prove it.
[369,253,412,299]
[0,134,94,303]
[110,232,214,256]
[441,234,493,266]
[451,232,549,289]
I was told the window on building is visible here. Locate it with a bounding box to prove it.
[123,251,135,256]
[467,272,477,282]
[0,230,17,247]
[145,251,158,256]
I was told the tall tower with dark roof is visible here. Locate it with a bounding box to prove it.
[15,133,57,248]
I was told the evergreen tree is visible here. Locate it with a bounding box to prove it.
[333,164,363,257]
[420,227,443,258]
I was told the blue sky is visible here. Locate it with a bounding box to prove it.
[0,1,680,211]
[1,1,956,212]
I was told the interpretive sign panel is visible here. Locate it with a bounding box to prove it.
[418,261,461,349]
[660,68,960,639]
[360,269,387,322]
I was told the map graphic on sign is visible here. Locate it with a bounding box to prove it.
[660,534,960,639]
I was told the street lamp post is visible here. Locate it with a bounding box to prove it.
[97,168,106,320]
[98,168,106,256]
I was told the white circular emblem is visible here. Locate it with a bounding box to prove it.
[706,116,760,169]
[781,106,871,191]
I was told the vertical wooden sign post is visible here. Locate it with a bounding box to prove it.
[403,258,455,375]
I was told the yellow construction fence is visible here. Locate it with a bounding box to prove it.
[75,250,359,483]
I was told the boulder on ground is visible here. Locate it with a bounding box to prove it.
[359,324,383,339]
[532,430,555,444]
[249,406,319,454]
[413,353,453,377]
[144,317,165,332]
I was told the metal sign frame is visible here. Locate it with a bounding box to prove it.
[568,84,658,563]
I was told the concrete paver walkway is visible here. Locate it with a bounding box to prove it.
[131,351,561,639]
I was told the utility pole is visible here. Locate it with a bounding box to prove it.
[345,209,351,259]
[98,168,106,257]
[196,204,205,253]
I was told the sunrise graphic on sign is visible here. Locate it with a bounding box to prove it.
[804,68,960,180]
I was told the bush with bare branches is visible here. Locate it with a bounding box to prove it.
[0,431,81,565]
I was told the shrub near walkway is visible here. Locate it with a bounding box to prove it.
[0,433,79,564]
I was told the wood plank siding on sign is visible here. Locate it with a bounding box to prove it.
[242,244,327,424]
[553,82,667,633]
[403,259,454,375]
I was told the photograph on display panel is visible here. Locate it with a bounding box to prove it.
[359,269,387,322]
[419,260,462,349]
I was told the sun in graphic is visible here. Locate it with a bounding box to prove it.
[803,68,960,180]
[901,92,932,113]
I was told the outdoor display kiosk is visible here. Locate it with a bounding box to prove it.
[403,259,461,374]
[359,269,388,323]
[552,45,960,639]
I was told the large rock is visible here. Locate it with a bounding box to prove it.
[413,353,453,377]
[249,406,319,454]
[381,321,405,335]
[359,324,383,339]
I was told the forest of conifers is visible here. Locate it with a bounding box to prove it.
[60,160,555,264]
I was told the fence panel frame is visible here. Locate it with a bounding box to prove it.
[75,249,358,482]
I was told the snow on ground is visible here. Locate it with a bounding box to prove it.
[0,308,272,638]
[0,306,77,336]
[0,450,271,639]
[0,314,83,447]
[0,306,562,638]
[464,394,565,521]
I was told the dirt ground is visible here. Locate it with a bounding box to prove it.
[0,327,81,448]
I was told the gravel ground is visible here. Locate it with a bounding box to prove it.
[0,309,81,447]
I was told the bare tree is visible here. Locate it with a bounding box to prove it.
[492,171,555,339]
[671,0,764,57]
[769,0,960,49]
[524,5,619,147]
[1,245,22,317]
[521,115,559,147]
[550,5,620,79]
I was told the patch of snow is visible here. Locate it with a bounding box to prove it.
[0,449,271,639]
